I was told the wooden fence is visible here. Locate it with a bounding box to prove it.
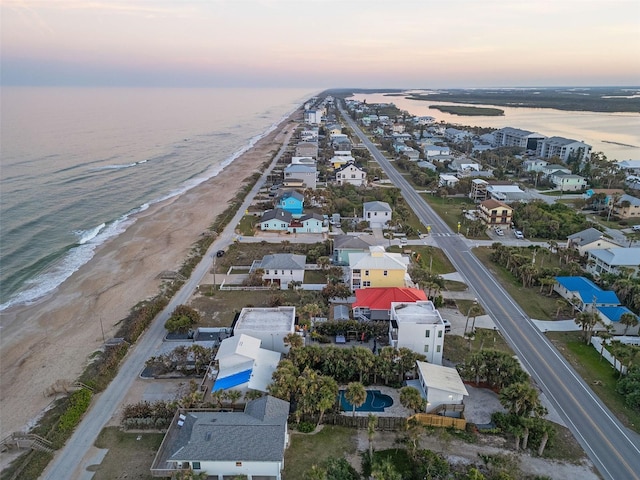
[324,414,406,431]
[409,413,467,430]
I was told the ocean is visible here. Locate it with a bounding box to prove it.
[0,87,317,311]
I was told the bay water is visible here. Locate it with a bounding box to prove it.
[0,87,316,311]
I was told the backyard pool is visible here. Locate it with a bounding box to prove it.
[338,389,394,412]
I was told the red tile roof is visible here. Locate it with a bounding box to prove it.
[352,287,427,310]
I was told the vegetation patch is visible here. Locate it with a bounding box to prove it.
[429,105,505,116]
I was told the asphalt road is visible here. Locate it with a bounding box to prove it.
[42,129,296,480]
[339,104,640,480]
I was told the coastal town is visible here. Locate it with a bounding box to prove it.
[3,92,640,480]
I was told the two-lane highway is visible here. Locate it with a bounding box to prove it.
[340,103,640,480]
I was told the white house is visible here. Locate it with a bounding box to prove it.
[212,334,282,393]
[335,162,367,187]
[548,171,588,191]
[587,248,640,277]
[438,174,459,188]
[415,361,469,413]
[150,396,290,479]
[444,128,472,143]
[258,209,293,231]
[284,164,317,189]
[523,159,549,172]
[363,201,392,228]
[251,253,306,290]
[233,307,296,354]
[423,145,451,157]
[567,228,622,256]
[388,301,445,364]
[449,158,480,175]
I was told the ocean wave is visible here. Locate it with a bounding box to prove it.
[91,160,149,171]
[75,223,106,244]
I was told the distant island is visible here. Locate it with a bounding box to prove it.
[427,105,504,116]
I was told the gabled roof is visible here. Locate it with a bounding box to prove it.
[284,164,316,173]
[335,162,363,173]
[299,212,324,222]
[480,199,511,210]
[216,334,262,362]
[567,228,605,246]
[588,247,640,267]
[554,276,620,304]
[353,287,427,310]
[278,190,304,202]
[260,208,293,223]
[333,234,379,250]
[616,194,640,207]
[363,201,392,212]
[597,306,638,323]
[167,396,289,463]
[260,253,306,270]
[416,361,469,396]
[349,248,410,271]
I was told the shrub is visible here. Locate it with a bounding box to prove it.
[57,389,92,435]
[297,421,316,433]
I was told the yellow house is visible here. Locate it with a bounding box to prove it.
[478,199,513,228]
[348,246,411,290]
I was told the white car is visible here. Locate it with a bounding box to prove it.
[495,228,504,236]
[514,230,524,239]
[632,225,640,232]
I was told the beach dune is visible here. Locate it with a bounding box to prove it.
[0,115,297,438]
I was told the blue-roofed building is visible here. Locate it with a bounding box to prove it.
[212,334,281,395]
[554,276,620,312]
[596,307,640,336]
[277,190,305,215]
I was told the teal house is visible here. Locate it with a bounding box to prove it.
[277,191,304,216]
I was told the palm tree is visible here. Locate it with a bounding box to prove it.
[315,375,338,425]
[464,302,484,335]
[344,382,367,417]
[399,386,426,413]
[619,312,639,336]
[224,389,242,408]
[367,413,377,458]
[575,311,599,344]
[284,332,304,350]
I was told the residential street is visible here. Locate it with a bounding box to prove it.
[339,103,640,480]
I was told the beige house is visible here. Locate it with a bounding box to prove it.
[613,194,640,219]
[566,228,621,256]
[478,199,513,228]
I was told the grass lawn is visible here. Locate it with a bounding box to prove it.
[237,215,258,236]
[92,427,164,480]
[444,280,468,291]
[421,194,489,240]
[444,330,513,364]
[283,426,357,480]
[388,245,455,275]
[472,247,559,320]
[546,332,640,433]
[304,269,327,284]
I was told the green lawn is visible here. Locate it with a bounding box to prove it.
[283,426,357,479]
[547,332,640,433]
[421,195,489,239]
[472,247,559,320]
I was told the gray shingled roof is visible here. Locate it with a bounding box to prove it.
[260,208,293,223]
[168,396,289,463]
[278,190,304,202]
[567,228,604,246]
[260,253,306,270]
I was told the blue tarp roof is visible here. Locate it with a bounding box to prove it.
[597,306,638,323]
[555,276,620,305]
[212,368,252,392]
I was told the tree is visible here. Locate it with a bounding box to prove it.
[371,458,401,480]
[367,413,377,458]
[575,311,599,344]
[314,375,338,425]
[284,332,304,350]
[499,382,545,418]
[164,304,201,333]
[344,381,367,417]
[224,389,242,408]
[464,302,484,335]
[399,386,426,413]
[620,312,639,335]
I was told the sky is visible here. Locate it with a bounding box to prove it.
[1,0,639,88]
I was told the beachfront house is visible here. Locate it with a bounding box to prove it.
[335,162,367,187]
[388,301,446,364]
[284,164,317,189]
[553,276,621,312]
[276,191,304,216]
[586,248,640,277]
[414,361,469,413]
[292,213,326,234]
[251,253,306,290]
[258,209,293,231]
[348,246,411,290]
[295,141,318,159]
[331,234,380,265]
[234,307,296,354]
[566,228,621,256]
[211,334,281,394]
[352,287,427,321]
[150,396,289,479]
[362,201,392,229]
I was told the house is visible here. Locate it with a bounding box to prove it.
[211,334,282,394]
[566,228,621,256]
[389,301,445,364]
[234,307,296,354]
[493,127,546,150]
[617,160,640,175]
[150,396,289,479]
[291,156,316,166]
[549,171,588,192]
[329,155,356,169]
[613,193,640,219]
[469,179,489,202]
[523,159,549,172]
[478,199,513,228]
[251,253,306,290]
[417,161,437,172]
[276,191,304,216]
[283,164,317,189]
[536,136,592,162]
[304,108,323,124]
[586,248,640,277]
[553,276,621,311]
[331,234,380,265]
[423,145,450,157]
[486,184,529,203]
[258,209,293,231]
[596,306,640,336]
[541,164,572,178]
[352,287,427,321]
[295,141,318,159]
[293,213,325,233]
[362,201,392,229]
[444,128,472,143]
[415,361,469,413]
[438,174,459,188]
[335,162,367,187]
[448,158,480,175]
[349,246,411,290]
[583,189,626,211]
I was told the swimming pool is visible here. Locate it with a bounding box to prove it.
[338,389,394,412]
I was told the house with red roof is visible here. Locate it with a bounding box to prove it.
[352,287,427,321]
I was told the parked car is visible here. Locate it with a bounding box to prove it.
[495,228,504,236]
[216,250,225,257]
[514,230,524,239]
[443,319,452,333]
[632,225,640,232]
[399,237,408,245]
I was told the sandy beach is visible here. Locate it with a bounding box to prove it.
[0,111,299,438]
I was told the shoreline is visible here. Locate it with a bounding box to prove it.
[0,107,301,438]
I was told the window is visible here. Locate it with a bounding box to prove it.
[425,330,430,338]
[365,270,369,276]
[192,462,201,470]
[363,281,371,287]
[424,345,429,353]
[438,330,443,338]
[436,345,441,353]
[236,462,243,467]
[265,270,270,275]
[383,270,388,276]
